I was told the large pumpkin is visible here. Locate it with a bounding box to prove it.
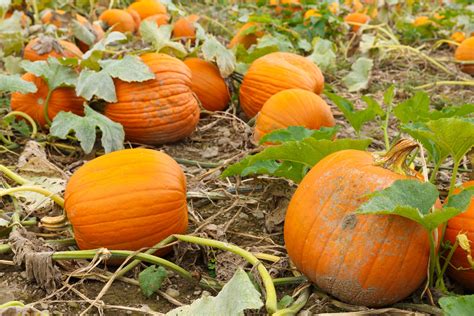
[99,9,137,33]
[127,0,167,20]
[10,73,84,127]
[254,89,335,142]
[239,52,324,118]
[104,53,200,145]
[445,181,474,290]
[228,22,263,49]
[64,148,188,251]
[284,142,431,306]
[454,37,474,75]
[184,58,230,112]
[23,37,83,61]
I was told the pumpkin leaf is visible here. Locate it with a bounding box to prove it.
[222,138,371,183]
[71,19,95,46]
[21,57,78,90]
[50,105,124,154]
[202,36,236,78]
[99,55,155,83]
[325,91,383,133]
[82,31,127,60]
[257,34,294,52]
[439,295,474,316]
[139,21,186,56]
[0,74,37,93]
[166,268,263,316]
[76,69,116,102]
[259,126,339,144]
[342,57,373,92]
[356,180,474,231]
[307,38,336,72]
[139,265,167,298]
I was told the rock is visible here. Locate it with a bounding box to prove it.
[166,288,180,298]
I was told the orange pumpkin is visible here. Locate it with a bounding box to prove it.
[344,12,370,32]
[64,148,188,252]
[445,181,474,290]
[184,58,230,112]
[454,37,474,75]
[128,0,167,20]
[270,0,302,14]
[23,37,83,62]
[10,73,84,127]
[99,9,137,33]
[284,143,431,306]
[104,53,200,145]
[239,52,324,118]
[228,22,264,49]
[143,13,170,27]
[413,16,432,27]
[172,15,200,40]
[254,89,335,142]
[126,8,142,30]
[40,9,67,27]
[451,31,466,44]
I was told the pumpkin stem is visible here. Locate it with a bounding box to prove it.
[375,139,419,176]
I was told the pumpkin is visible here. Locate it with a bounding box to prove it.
[304,9,321,21]
[254,89,335,142]
[64,148,188,252]
[228,22,264,49]
[99,9,137,33]
[10,73,84,127]
[23,37,83,61]
[413,16,432,27]
[184,58,230,112]
[172,15,200,40]
[104,53,200,144]
[126,8,142,30]
[40,9,67,27]
[454,37,474,75]
[269,0,302,14]
[451,31,466,44]
[239,52,324,118]
[127,0,167,20]
[445,181,474,291]
[284,141,431,306]
[344,12,370,32]
[143,13,170,27]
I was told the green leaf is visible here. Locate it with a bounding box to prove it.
[445,187,474,210]
[76,69,116,102]
[50,105,124,154]
[139,265,167,298]
[259,126,338,144]
[222,138,371,182]
[83,32,127,60]
[99,55,155,83]
[440,295,474,316]
[383,85,395,105]
[166,268,263,316]
[325,91,382,133]
[393,91,430,124]
[202,36,236,78]
[139,21,186,56]
[257,34,293,52]
[0,74,37,93]
[342,57,373,92]
[71,19,95,46]
[307,38,336,72]
[21,58,78,90]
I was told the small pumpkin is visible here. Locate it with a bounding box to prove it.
[184,58,230,112]
[99,9,137,33]
[451,31,466,44]
[454,37,474,75]
[284,140,431,306]
[143,13,170,27]
[413,16,432,27]
[239,52,324,118]
[64,148,188,252]
[228,22,264,49]
[10,73,84,127]
[254,89,335,142]
[40,9,67,27]
[104,53,200,145]
[23,36,83,61]
[270,0,302,14]
[344,12,370,32]
[445,181,474,291]
[127,0,167,20]
[172,15,200,40]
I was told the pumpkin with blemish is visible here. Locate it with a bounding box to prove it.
[104,53,200,144]
[23,37,83,61]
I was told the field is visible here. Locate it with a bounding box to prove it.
[1,0,474,315]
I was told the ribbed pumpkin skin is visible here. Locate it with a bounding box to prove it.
[239,52,324,118]
[445,181,474,290]
[99,9,136,33]
[65,148,188,251]
[184,58,230,112]
[23,38,83,61]
[228,22,263,49]
[173,15,199,39]
[143,13,170,27]
[128,0,167,20]
[454,37,474,75]
[10,73,84,127]
[344,12,370,32]
[254,89,335,142]
[284,150,430,307]
[126,8,142,30]
[104,53,200,144]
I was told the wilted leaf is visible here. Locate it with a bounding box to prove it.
[0,74,37,93]
[2,55,23,74]
[202,36,236,78]
[12,176,66,212]
[50,105,124,154]
[439,295,474,316]
[139,265,167,298]
[99,55,155,82]
[259,126,339,144]
[21,58,78,90]
[76,69,116,102]
[166,269,263,316]
[140,21,186,56]
[307,38,336,71]
[342,57,373,92]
